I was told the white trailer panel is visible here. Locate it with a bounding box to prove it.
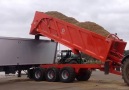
[0,37,57,66]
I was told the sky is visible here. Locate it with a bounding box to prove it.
[0,0,129,50]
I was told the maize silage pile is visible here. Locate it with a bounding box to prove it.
[45,11,110,37]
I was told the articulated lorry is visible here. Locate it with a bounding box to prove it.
[0,37,57,77]
[1,11,129,86]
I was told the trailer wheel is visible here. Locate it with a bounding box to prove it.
[45,67,59,82]
[27,69,34,79]
[60,67,75,83]
[76,69,91,81]
[33,68,45,81]
[122,58,129,85]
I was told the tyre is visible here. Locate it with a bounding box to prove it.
[33,68,46,81]
[27,69,34,79]
[45,67,59,82]
[122,59,129,85]
[69,60,78,64]
[60,67,75,83]
[76,69,91,81]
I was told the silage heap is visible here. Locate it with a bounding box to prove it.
[45,11,110,37]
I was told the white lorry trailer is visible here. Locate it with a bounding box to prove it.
[0,36,57,77]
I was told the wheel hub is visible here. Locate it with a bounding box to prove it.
[62,70,69,79]
[35,71,41,79]
[48,70,54,79]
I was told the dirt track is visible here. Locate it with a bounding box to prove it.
[0,71,129,90]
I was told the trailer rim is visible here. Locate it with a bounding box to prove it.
[35,70,42,79]
[45,67,59,82]
[61,70,69,80]
[60,67,75,83]
[33,68,46,81]
[47,70,55,79]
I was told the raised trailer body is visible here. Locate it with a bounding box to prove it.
[30,11,126,63]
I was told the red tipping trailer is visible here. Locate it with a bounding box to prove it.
[30,11,126,63]
[29,11,129,85]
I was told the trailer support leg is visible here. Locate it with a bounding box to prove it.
[17,65,21,77]
[35,35,40,40]
[104,61,110,75]
[18,69,21,77]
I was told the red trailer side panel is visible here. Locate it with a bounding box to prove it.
[30,11,126,63]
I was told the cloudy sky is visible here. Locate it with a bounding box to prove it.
[0,0,129,49]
